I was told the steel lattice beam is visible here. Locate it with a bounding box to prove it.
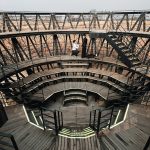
[1,11,150,33]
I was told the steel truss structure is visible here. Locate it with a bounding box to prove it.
[0,11,149,66]
[0,30,150,66]
[0,11,149,107]
[1,11,150,32]
[0,11,150,149]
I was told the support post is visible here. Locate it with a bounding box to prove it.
[97,110,101,134]
[54,111,58,135]
[40,107,46,130]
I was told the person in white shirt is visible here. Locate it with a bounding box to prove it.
[72,40,79,56]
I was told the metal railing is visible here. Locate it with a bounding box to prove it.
[89,105,114,134]
[103,16,149,68]
[143,136,150,150]
[40,107,63,135]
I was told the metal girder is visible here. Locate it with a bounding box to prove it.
[143,44,150,64]
[22,15,33,31]
[0,29,90,38]
[0,40,17,63]
[0,48,7,65]
[137,38,150,55]
[128,37,138,52]
[42,35,52,56]
[11,37,23,62]
[0,10,150,68]
[0,30,149,66]
[53,34,59,55]
[130,13,146,31]
[26,36,32,60]
[97,38,105,56]
[76,14,87,28]
[108,31,150,38]
[28,36,41,57]
[38,15,47,30]
[1,11,150,32]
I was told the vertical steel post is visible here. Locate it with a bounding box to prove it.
[97,110,101,134]
[109,106,114,128]
[54,110,58,135]
[61,111,63,128]
[40,107,46,130]
[10,135,19,150]
[93,110,96,130]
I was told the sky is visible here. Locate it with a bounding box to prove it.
[0,0,150,12]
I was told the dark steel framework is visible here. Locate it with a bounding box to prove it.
[41,107,63,135]
[0,11,149,66]
[0,12,149,139]
[89,105,114,134]
[0,31,150,66]
[0,11,149,115]
[143,136,150,150]
[1,11,150,32]
[0,57,149,106]
[0,11,149,141]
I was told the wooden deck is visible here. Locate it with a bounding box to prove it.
[9,67,129,104]
[100,104,150,150]
[11,68,128,88]
[0,105,56,150]
[1,55,146,81]
[0,103,101,150]
[0,104,150,149]
[8,68,128,104]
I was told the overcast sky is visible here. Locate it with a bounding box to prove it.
[0,0,150,12]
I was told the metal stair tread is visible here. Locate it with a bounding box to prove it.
[59,127,95,137]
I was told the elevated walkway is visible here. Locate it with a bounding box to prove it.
[0,56,149,81]
[0,29,150,39]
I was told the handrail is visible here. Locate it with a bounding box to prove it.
[40,107,63,135]
[143,136,150,150]
[104,14,145,65]
[90,105,113,111]
[110,104,129,129]
[40,106,55,113]
[90,102,129,133]
[0,132,19,150]
[89,105,115,133]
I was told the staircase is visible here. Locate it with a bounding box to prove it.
[57,133,101,150]
[59,127,95,138]
[105,34,141,68]
[128,80,150,104]
[60,60,90,69]
[63,90,88,106]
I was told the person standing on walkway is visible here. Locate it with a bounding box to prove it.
[82,35,87,58]
[72,40,79,56]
